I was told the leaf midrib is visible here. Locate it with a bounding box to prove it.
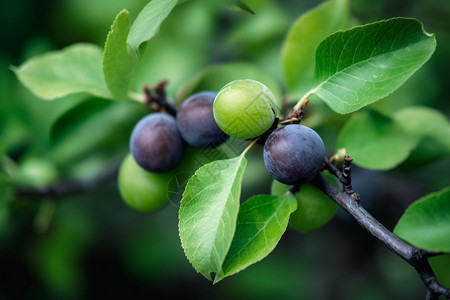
[208,157,244,267]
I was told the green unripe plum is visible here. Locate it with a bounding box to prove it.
[118,153,171,212]
[213,79,277,139]
[119,146,228,211]
[271,175,338,233]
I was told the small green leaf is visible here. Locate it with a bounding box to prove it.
[298,17,436,114]
[337,110,420,169]
[215,193,297,282]
[281,0,350,98]
[179,154,247,280]
[394,187,450,252]
[394,106,450,152]
[13,44,112,100]
[103,9,138,100]
[127,0,178,57]
[235,1,255,15]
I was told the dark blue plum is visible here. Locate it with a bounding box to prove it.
[176,91,228,148]
[263,125,325,185]
[130,113,184,173]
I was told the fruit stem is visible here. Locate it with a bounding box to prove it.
[294,93,312,111]
[129,92,146,103]
[242,138,260,156]
[278,117,300,125]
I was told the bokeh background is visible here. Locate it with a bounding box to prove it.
[1,0,449,299]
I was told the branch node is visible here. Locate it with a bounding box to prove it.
[278,98,310,126]
[340,156,360,201]
[143,80,177,116]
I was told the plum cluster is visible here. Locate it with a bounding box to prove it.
[120,79,326,212]
[120,91,228,212]
[212,79,325,185]
[130,91,227,173]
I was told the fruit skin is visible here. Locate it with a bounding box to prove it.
[118,154,171,212]
[263,124,325,185]
[213,79,277,139]
[176,91,228,148]
[271,177,338,232]
[130,113,184,173]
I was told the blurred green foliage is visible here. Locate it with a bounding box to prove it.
[1,0,449,299]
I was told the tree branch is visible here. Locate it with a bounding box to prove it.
[15,162,120,198]
[311,174,450,300]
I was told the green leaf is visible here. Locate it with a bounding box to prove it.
[103,9,139,100]
[49,98,144,164]
[130,38,205,99]
[12,44,112,100]
[127,0,178,57]
[178,154,247,280]
[215,193,297,282]
[235,1,255,15]
[298,17,436,114]
[394,106,450,152]
[337,110,420,169]
[50,97,112,145]
[281,0,350,98]
[226,4,289,55]
[394,187,450,252]
[429,254,450,288]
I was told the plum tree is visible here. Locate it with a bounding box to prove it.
[130,112,184,173]
[176,91,228,148]
[9,2,449,298]
[213,79,277,139]
[263,124,325,185]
